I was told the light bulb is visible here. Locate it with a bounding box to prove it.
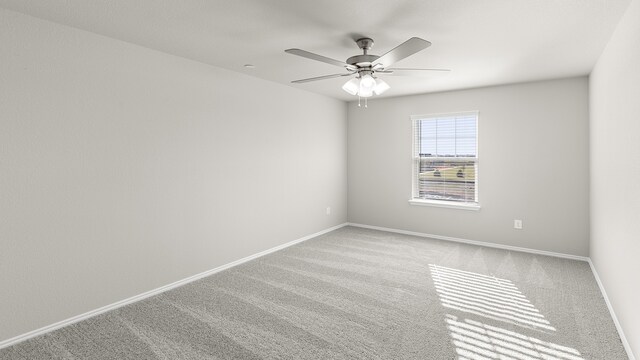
[373,79,390,95]
[359,74,376,98]
[342,78,359,95]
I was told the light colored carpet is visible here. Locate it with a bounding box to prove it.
[0,226,628,359]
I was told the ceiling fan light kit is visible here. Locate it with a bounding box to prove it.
[341,73,389,97]
[285,36,449,107]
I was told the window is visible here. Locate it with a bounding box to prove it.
[410,112,479,209]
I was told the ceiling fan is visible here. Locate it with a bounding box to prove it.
[285,37,449,103]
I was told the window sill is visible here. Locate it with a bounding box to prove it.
[408,199,481,211]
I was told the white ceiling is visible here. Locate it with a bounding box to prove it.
[0,0,631,101]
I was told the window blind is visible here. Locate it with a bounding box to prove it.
[412,112,478,204]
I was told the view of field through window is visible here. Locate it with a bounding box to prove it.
[414,113,478,203]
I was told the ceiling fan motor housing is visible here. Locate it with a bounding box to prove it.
[346,54,379,67]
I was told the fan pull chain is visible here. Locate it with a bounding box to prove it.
[356,97,369,108]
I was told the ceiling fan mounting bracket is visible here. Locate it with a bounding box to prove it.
[355,37,374,53]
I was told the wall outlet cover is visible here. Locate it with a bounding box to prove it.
[514,220,523,229]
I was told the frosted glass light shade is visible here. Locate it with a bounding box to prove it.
[358,87,374,97]
[358,74,376,98]
[343,75,390,98]
[342,78,359,95]
[373,79,390,95]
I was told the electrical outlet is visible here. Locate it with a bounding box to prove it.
[514,219,523,230]
[326,207,331,215]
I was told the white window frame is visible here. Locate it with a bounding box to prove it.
[409,111,480,210]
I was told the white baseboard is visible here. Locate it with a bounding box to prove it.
[588,259,636,360]
[347,222,589,261]
[0,222,348,350]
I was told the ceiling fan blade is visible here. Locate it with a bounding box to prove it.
[379,68,451,77]
[291,73,353,84]
[285,49,356,71]
[387,68,450,72]
[372,37,432,69]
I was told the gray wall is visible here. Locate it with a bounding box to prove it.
[590,0,640,356]
[0,9,347,342]
[348,77,590,256]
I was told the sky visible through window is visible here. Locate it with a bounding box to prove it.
[420,116,477,157]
